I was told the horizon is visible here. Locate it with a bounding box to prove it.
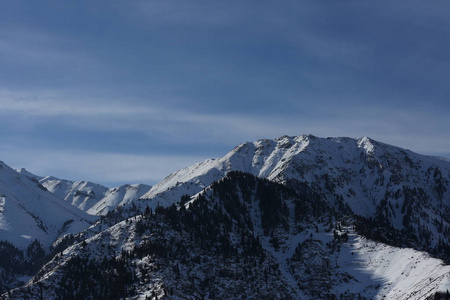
[1,1,449,187]
[8,133,450,188]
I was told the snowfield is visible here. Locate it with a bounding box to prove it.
[336,231,450,299]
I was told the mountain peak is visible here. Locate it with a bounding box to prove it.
[16,168,45,181]
[357,136,375,153]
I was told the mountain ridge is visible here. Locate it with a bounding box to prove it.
[16,169,152,216]
[138,135,449,214]
[2,134,450,298]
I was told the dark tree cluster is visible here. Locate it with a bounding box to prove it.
[53,255,134,300]
[427,290,450,300]
[0,239,47,294]
[354,215,417,248]
[17,172,297,299]
[287,180,334,223]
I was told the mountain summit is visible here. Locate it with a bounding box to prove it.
[141,135,449,240]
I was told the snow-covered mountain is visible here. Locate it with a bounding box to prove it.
[136,135,449,253]
[3,135,450,298]
[39,177,110,212]
[0,162,95,250]
[5,171,450,299]
[17,170,152,216]
[143,135,450,208]
[16,168,44,182]
[87,183,152,215]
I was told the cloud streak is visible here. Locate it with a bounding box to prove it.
[1,89,448,156]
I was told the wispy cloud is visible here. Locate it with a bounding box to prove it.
[1,89,449,155]
[0,27,104,72]
[0,90,156,117]
[0,29,69,64]
[0,89,289,144]
[0,1,449,185]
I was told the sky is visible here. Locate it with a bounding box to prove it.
[0,1,449,187]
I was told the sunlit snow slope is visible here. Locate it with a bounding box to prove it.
[1,162,96,249]
[142,135,450,218]
[17,170,152,216]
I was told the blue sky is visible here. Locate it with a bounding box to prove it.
[0,1,449,187]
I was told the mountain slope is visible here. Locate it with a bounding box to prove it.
[0,161,96,249]
[142,135,450,210]
[133,135,450,258]
[18,171,152,216]
[2,134,450,299]
[16,168,44,182]
[87,183,152,215]
[5,172,449,299]
[40,178,109,212]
